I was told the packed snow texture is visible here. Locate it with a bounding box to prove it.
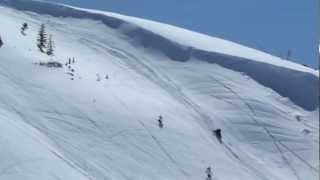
[0,0,318,180]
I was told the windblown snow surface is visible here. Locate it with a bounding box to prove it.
[0,0,319,180]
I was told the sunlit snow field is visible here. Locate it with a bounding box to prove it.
[0,1,318,180]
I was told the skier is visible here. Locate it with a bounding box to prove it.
[21,23,28,35]
[105,74,109,80]
[205,166,212,180]
[158,115,163,128]
[213,129,222,144]
[0,36,3,48]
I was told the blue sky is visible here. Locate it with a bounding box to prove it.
[46,0,318,67]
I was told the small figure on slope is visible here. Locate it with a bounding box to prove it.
[205,166,213,180]
[0,36,3,48]
[213,129,222,144]
[21,23,28,35]
[158,115,163,129]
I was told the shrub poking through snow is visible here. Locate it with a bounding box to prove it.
[38,61,63,68]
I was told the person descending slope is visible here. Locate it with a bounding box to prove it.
[158,115,163,128]
[213,129,222,144]
[0,36,3,48]
[205,166,213,180]
[20,23,28,35]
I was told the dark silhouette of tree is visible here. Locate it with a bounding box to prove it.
[37,24,47,53]
[46,35,54,56]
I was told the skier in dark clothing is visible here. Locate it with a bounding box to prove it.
[213,129,222,144]
[205,166,213,180]
[158,115,163,128]
[21,23,28,35]
[0,36,3,48]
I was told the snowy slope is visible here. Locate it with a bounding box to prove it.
[0,0,319,180]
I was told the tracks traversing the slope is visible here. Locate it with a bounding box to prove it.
[0,100,96,180]
[0,63,99,180]
[221,142,275,180]
[278,141,318,171]
[102,42,276,179]
[79,37,218,132]
[110,46,279,180]
[111,91,189,177]
[211,75,319,172]
[69,37,317,178]
[208,75,319,179]
[137,120,189,177]
[104,42,218,128]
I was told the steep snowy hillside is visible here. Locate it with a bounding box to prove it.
[0,1,318,180]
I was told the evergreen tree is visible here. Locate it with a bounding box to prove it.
[46,35,54,56]
[37,24,47,53]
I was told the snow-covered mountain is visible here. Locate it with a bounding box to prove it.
[0,0,318,180]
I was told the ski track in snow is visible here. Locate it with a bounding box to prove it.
[208,75,318,178]
[0,1,318,180]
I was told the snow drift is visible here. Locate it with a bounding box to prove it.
[1,0,318,111]
[0,0,318,180]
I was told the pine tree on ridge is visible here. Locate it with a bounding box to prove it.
[37,24,47,53]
